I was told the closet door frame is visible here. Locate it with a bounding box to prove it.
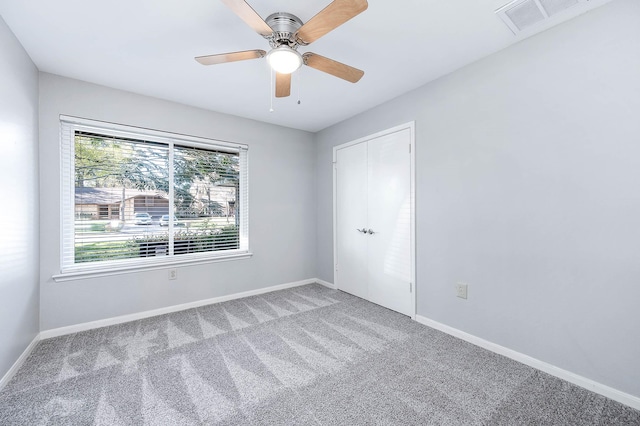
[332,121,416,319]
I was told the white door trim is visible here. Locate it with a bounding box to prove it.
[333,122,416,319]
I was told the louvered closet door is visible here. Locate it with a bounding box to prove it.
[335,142,368,300]
[366,129,412,316]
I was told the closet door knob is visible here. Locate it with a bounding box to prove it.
[367,229,375,235]
[356,228,367,233]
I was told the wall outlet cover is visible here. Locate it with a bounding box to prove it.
[456,283,468,299]
[169,269,177,280]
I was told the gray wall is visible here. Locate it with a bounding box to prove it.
[315,0,640,398]
[0,17,40,379]
[39,73,316,331]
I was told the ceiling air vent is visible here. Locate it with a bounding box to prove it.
[496,0,588,34]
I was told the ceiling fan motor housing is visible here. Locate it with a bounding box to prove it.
[265,12,303,48]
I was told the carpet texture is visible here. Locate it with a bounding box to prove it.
[1,284,638,425]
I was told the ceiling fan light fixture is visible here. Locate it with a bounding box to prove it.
[267,46,303,74]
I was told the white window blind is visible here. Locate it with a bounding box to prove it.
[60,117,249,274]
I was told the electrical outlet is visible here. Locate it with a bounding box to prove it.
[168,269,177,280]
[456,282,468,299]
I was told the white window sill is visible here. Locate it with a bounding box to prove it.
[52,252,253,282]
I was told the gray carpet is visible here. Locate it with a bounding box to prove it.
[1,284,638,425]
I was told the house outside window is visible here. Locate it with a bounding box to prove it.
[59,116,249,277]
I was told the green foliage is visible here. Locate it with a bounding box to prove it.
[173,146,239,217]
[75,134,169,192]
[134,225,239,256]
[214,225,240,250]
[75,241,138,263]
[89,223,106,232]
[74,133,239,218]
[74,221,107,232]
[75,225,239,263]
[189,218,221,229]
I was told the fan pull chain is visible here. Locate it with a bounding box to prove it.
[269,67,274,113]
[297,70,301,105]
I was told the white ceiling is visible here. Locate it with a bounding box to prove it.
[0,0,612,132]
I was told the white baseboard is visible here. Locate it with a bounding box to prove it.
[415,315,640,411]
[315,278,337,289]
[40,278,318,339]
[0,334,40,391]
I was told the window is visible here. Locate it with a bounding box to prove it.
[59,116,249,277]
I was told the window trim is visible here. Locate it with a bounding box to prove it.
[56,115,251,281]
[52,252,253,282]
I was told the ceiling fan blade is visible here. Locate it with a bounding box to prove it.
[275,73,291,98]
[220,0,273,37]
[303,52,364,83]
[295,0,368,45]
[195,50,266,65]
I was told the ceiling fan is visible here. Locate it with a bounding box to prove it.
[196,0,368,98]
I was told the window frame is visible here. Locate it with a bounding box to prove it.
[54,115,251,282]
